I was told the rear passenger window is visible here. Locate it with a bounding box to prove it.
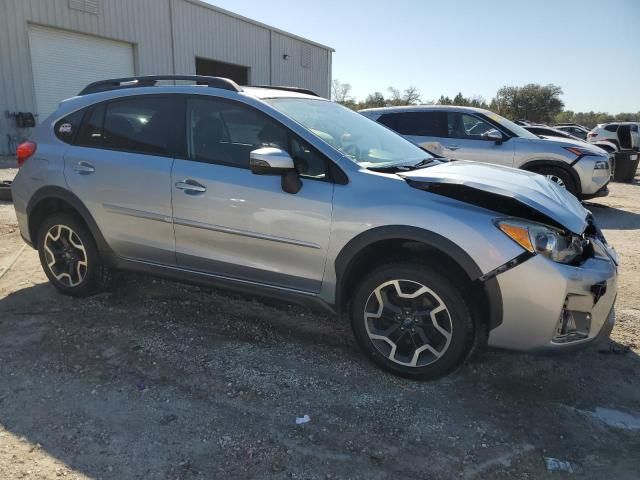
[604,124,619,132]
[102,97,175,156]
[76,104,105,147]
[379,112,448,137]
[54,109,85,144]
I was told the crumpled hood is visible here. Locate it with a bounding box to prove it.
[401,161,588,234]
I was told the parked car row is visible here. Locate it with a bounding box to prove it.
[359,106,612,198]
[520,125,619,155]
[11,76,619,380]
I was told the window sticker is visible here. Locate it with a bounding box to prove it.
[58,123,73,134]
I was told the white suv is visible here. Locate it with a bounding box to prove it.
[588,122,640,150]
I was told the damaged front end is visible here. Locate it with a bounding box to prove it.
[403,169,618,270]
[401,163,618,350]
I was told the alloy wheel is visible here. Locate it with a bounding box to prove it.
[363,279,453,367]
[43,224,88,287]
[546,174,566,187]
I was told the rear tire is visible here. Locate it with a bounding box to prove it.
[350,262,475,380]
[535,166,578,196]
[37,213,107,297]
[0,181,11,201]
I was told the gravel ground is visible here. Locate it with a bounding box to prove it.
[0,162,639,479]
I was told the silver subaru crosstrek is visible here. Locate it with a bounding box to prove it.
[11,76,618,379]
[359,105,612,199]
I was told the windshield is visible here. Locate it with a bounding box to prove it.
[484,111,539,139]
[264,98,430,167]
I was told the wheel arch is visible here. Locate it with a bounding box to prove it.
[27,186,113,257]
[520,160,582,194]
[334,225,503,331]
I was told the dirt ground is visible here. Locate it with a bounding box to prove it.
[0,158,639,479]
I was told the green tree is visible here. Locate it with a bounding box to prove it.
[435,92,488,108]
[360,91,386,109]
[492,84,564,123]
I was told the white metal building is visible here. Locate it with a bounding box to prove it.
[0,0,333,154]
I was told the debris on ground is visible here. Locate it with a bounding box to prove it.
[544,457,580,474]
[295,414,311,425]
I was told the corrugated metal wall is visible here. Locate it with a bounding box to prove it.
[171,0,271,85]
[0,0,332,154]
[271,31,330,99]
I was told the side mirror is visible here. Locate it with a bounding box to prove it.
[249,147,302,194]
[250,147,295,174]
[482,129,503,144]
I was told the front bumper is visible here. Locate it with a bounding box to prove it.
[487,252,617,351]
[574,155,612,196]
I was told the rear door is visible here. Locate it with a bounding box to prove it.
[170,96,333,292]
[443,112,514,167]
[377,111,450,156]
[63,95,178,264]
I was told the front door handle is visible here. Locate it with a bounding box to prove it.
[72,161,95,174]
[445,144,460,151]
[175,179,206,193]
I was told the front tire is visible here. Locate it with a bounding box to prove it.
[536,166,578,196]
[350,262,475,380]
[37,213,107,297]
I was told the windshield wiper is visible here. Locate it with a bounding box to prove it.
[367,158,437,173]
[367,165,414,173]
[411,158,437,169]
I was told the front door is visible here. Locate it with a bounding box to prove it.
[63,95,178,264]
[443,112,514,167]
[171,96,333,293]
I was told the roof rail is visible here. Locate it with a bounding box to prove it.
[250,85,320,97]
[78,75,243,95]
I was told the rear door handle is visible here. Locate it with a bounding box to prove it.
[175,179,206,193]
[445,144,460,151]
[72,161,95,174]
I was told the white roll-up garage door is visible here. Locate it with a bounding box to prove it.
[28,25,134,119]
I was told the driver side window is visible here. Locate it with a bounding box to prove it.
[447,113,495,140]
[186,97,328,179]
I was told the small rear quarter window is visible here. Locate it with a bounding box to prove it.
[54,109,85,144]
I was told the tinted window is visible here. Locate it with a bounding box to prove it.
[604,124,619,132]
[102,97,175,156]
[76,104,105,147]
[186,97,327,179]
[379,112,447,137]
[54,109,85,144]
[448,113,496,140]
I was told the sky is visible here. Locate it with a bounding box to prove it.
[205,0,640,113]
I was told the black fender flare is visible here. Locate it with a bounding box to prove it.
[334,225,503,329]
[520,160,581,194]
[26,185,113,256]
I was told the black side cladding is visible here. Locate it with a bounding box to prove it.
[405,180,567,231]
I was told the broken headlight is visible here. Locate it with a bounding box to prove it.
[495,219,583,264]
